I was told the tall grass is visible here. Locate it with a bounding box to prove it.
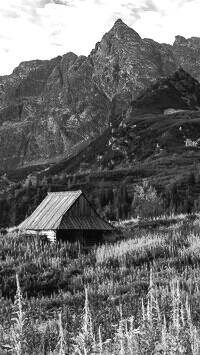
[1,217,200,353]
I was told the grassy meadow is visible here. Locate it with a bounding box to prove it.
[1,215,200,354]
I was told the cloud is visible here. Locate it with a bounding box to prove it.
[0,0,200,75]
[49,0,75,5]
[133,0,200,43]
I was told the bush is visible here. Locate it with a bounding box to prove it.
[131,179,163,219]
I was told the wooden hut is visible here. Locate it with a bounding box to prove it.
[19,190,115,244]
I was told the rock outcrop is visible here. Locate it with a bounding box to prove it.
[173,35,200,81]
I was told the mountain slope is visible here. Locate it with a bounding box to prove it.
[130,68,200,114]
[109,69,200,165]
[18,68,200,178]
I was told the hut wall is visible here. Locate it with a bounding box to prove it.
[56,229,104,245]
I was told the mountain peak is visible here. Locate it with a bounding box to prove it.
[174,35,187,46]
[174,35,200,50]
[113,18,126,26]
[109,18,141,41]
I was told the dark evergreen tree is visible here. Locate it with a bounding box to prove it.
[116,181,130,219]
[188,172,196,187]
[99,186,107,208]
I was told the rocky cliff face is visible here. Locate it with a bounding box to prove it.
[0,53,111,169]
[1,19,200,170]
[173,36,200,81]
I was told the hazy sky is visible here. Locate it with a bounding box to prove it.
[0,0,200,75]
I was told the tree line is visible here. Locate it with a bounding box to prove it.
[0,170,199,229]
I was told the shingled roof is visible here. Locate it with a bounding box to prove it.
[19,190,114,231]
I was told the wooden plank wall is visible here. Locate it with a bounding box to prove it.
[68,195,96,217]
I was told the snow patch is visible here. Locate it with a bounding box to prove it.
[163,108,185,115]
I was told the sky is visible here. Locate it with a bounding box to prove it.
[0,0,200,75]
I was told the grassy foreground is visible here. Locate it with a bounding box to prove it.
[1,216,200,354]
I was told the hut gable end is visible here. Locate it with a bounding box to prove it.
[67,194,96,217]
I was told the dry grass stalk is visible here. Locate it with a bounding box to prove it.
[10,274,26,355]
